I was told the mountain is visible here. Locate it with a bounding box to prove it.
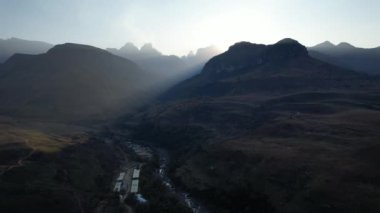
[0,42,199,213]
[126,39,380,212]
[308,41,380,75]
[0,37,53,63]
[0,43,152,122]
[163,38,375,100]
[107,43,188,87]
[107,43,221,90]
[107,42,162,61]
[181,45,221,67]
[107,42,220,67]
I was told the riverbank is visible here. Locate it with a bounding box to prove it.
[124,145,193,213]
[156,148,209,213]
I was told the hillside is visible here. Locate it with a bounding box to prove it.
[308,41,380,75]
[0,116,120,213]
[0,43,153,122]
[0,37,53,63]
[126,39,380,213]
[162,39,376,101]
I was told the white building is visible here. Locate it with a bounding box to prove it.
[131,179,139,193]
[117,172,126,181]
[113,182,122,192]
[132,169,140,179]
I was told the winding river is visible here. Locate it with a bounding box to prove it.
[156,149,209,213]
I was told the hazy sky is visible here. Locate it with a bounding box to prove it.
[1,0,379,55]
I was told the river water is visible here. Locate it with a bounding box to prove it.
[156,149,209,213]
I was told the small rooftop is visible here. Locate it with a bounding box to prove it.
[131,180,139,193]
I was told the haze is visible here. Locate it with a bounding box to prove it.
[0,0,379,55]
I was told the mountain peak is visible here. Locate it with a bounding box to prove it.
[313,41,335,49]
[195,45,219,56]
[47,43,108,55]
[140,43,162,57]
[0,43,146,121]
[275,38,300,45]
[228,41,258,51]
[202,39,309,77]
[270,38,308,58]
[337,42,355,48]
[120,42,139,53]
[321,40,335,46]
[224,39,308,62]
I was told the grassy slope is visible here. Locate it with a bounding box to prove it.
[0,119,119,213]
[131,91,380,213]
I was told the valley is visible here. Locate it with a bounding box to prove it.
[127,90,380,212]
[0,36,379,213]
[120,39,380,212]
[2,0,380,212]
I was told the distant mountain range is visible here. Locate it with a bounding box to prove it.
[107,43,221,87]
[308,41,380,75]
[0,38,220,72]
[0,38,221,122]
[107,42,220,68]
[0,43,152,122]
[1,36,380,212]
[0,37,378,123]
[0,37,53,63]
[2,37,379,76]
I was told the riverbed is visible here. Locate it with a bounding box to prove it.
[156,149,209,213]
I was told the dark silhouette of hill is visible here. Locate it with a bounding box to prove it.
[309,41,380,75]
[0,43,152,122]
[127,39,380,212]
[163,38,376,100]
[0,37,53,63]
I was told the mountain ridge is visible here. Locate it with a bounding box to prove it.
[0,43,152,122]
[308,41,380,74]
[0,37,53,63]
[162,39,375,101]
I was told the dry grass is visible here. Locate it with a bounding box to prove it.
[0,124,72,153]
[136,90,380,212]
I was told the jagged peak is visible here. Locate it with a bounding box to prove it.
[120,42,139,51]
[313,41,336,48]
[140,43,162,56]
[140,43,154,50]
[321,40,335,46]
